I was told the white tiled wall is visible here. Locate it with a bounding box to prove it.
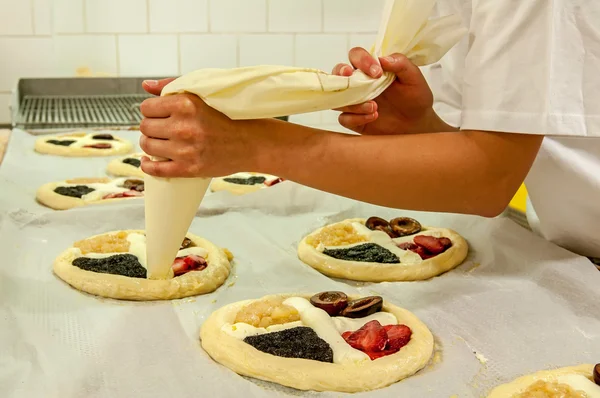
[0,0,385,127]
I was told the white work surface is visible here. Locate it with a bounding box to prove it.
[0,129,598,398]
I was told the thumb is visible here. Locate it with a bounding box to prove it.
[378,54,426,86]
[142,77,177,96]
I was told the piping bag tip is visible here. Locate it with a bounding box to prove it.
[143,157,212,280]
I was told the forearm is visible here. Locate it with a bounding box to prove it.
[251,120,540,217]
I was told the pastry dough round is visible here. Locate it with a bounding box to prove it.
[35,132,133,157]
[106,153,145,178]
[53,230,231,300]
[297,218,468,282]
[487,364,596,397]
[209,173,280,195]
[36,178,143,210]
[200,293,434,393]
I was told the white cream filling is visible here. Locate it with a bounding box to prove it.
[314,222,422,265]
[67,133,126,149]
[57,177,141,202]
[69,233,208,273]
[283,297,369,364]
[332,312,397,333]
[554,374,600,397]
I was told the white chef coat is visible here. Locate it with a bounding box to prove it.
[422,0,600,258]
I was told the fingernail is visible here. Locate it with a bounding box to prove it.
[384,56,396,63]
[143,80,158,87]
[369,65,382,77]
[362,103,373,113]
[366,113,376,120]
[341,66,352,75]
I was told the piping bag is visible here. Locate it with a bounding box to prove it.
[144,158,211,279]
[143,0,467,279]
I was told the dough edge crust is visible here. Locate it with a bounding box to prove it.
[36,181,141,210]
[53,229,231,300]
[297,218,469,282]
[34,135,133,157]
[210,177,264,195]
[486,364,595,397]
[200,293,435,393]
[106,154,146,178]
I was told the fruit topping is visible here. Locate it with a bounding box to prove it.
[390,217,421,237]
[54,185,95,198]
[365,217,395,238]
[323,243,399,263]
[514,380,589,397]
[340,296,383,318]
[384,325,412,350]
[244,327,333,363]
[309,291,348,316]
[342,320,387,352]
[102,190,144,199]
[84,143,112,149]
[306,223,367,248]
[398,235,453,259]
[223,176,266,185]
[341,320,412,360]
[122,158,141,168]
[74,231,130,254]
[92,134,114,140]
[171,254,207,276]
[180,237,194,250]
[235,298,300,328]
[595,363,600,385]
[47,139,76,146]
[122,179,145,191]
[264,177,284,187]
[72,254,146,278]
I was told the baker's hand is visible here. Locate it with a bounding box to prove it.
[332,48,450,135]
[141,78,177,96]
[139,93,257,178]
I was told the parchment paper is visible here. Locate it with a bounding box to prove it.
[1,131,599,398]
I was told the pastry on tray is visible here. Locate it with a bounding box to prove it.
[200,291,434,392]
[36,177,144,210]
[487,364,599,397]
[53,230,232,300]
[35,132,133,157]
[106,152,145,178]
[210,172,284,195]
[297,216,468,282]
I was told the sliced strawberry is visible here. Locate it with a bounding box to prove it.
[384,324,412,350]
[264,177,284,187]
[439,237,453,249]
[84,143,112,149]
[397,242,418,251]
[414,235,446,254]
[172,254,207,276]
[365,348,400,360]
[342,320,387,352]
[341,331,352,340]
[413,246,434,260]
[102,190,143,199]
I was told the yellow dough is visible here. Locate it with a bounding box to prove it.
[161,0,467,119]
[297,218,468,282]
[36,177,144,210]
[53,230,231,300]
[209,172,282,195]
[200,293,434,392]
[487,364,599,397]
[34,131,133,157]
[106,152,145,178]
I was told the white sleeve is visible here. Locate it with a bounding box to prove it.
[460,0,600,137]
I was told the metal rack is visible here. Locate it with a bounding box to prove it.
[11,77,163,132]
[16,94,149,130]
